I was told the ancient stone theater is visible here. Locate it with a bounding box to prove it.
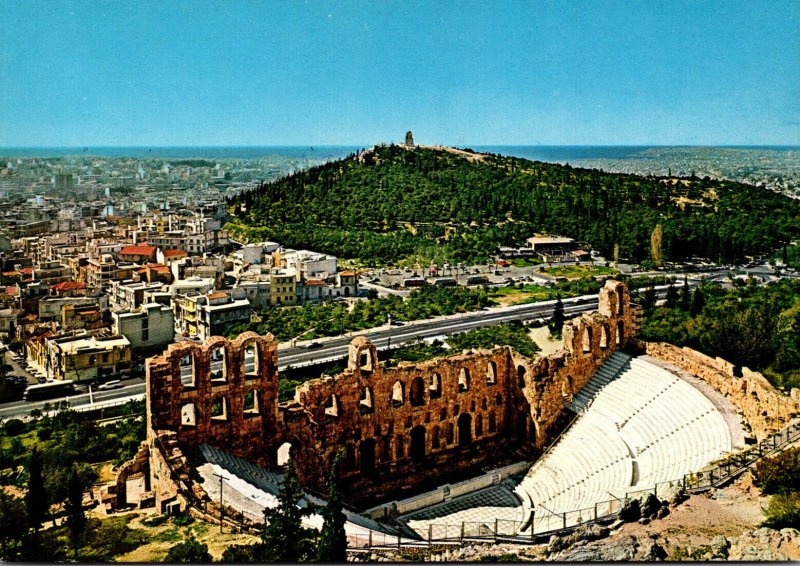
[112,280,800,541]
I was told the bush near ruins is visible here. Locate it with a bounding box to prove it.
[752,447,800,496]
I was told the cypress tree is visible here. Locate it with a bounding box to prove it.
[691,287,706,316]
[262,454,316,562]
[316,450,347,562]
[25,449,48,531]
[665,283,678,308]
[65,466,87,560]
[550,294,565,336]
[679,276,691,310]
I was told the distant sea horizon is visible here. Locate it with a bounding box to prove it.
[0,145,798,162]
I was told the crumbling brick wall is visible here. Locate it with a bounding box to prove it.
[135,281,635,508]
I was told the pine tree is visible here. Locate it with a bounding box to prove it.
[550,294,565,336]
[690,287,706,316]
[665,283,678,308]
[261,454,316,562]
[643,286,658,312]
[316,450,347,562]
[679,276,691,310]
[65,466,87,560]
[650,223,663,267]
[166,535,212,563]
[0,491,27,561]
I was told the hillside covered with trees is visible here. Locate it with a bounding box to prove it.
[227,144,800,266]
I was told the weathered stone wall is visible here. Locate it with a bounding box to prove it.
[641,341,800,440]
[135,281,635,508]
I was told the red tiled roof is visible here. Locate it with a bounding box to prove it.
[51,281,85,292]
[162,249,186,257]
[119,245,156,256]
[207,292,227,299]
[4,286,19,296]
[339,271,356,277]
[19,268,33,275]
[304,279,325,286]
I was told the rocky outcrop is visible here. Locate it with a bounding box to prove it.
[548,534,667,561]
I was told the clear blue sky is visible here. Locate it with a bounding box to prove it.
[1,0,798,146]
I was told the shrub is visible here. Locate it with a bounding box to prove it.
[171,514,194,527]
[3,419,25,436]
[165,535,211,563]
[752,447,800,495]
[762,492,800,529]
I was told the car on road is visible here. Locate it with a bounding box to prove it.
[304,342,322,350]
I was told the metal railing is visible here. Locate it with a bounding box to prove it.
[347,419,800,551]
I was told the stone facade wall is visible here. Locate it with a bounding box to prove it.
[136,281,634,508]
[642,341,800,440]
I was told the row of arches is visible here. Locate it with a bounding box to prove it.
[322,363,501,419]
[180,388,263,427]
[176,339,268,388]
[580,321,625,354]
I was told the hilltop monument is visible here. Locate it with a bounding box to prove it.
[405,130,415,147]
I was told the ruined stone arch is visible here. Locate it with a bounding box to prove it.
[431,425,441,449]
[391,380,404,408]
[359,439,376,476]
[486,361,497,385]
[359,386,374,415]
[276,440,295,467]
[410,425,426,463]
[324,393,339,418]
[617,285,625,315]
[457,413,473,446]
[458,368,470,392]
[409,376,425,407]
[177,347,198,388]
[582,325,593,354]
[429,373,442,399]
[517,365,527,389]
[241,339,260,380]
[617,320,625,345]
[348,336,377,375]
[600,323,610,349]
[445,422,455,445]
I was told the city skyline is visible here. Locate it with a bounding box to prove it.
[1,0,799,147]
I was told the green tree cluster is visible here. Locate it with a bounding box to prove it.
[228,145,800,266]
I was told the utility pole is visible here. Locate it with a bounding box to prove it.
[214,473,229,533]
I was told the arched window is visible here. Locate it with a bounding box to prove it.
[211,397,228,421]
[410,426,426,463]
[582,327,592,354]
[180,403,196,426]
[391,381,404,408]
[445,423,455,445]
[517,366,526,389]
[359,439,376,476]
[496,393,503,406]
[617,320,625,345]
[488,411,496,433]
[616,286,625,315]
[431,425,441,450]
[243,342,259,379]
[360,349,373,374]
[429,373,442,399]
[210,345,226,382]
[475,414,483,437]
[486,361,497,385]
[324,394,339,418]
[600,324,610,349]
[458,368,470,392]
[180,353,195,387]
[395,435,405,460]
[457,413,472,446]
[277,442,293,466]
[359,387,374,415]
[409,377,425,407]
[243,390,259,415]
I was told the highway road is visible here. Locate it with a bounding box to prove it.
[0,284,685,421]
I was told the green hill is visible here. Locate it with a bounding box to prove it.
[226,144,800,266]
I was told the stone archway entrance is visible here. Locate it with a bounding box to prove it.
[457,413,473,446]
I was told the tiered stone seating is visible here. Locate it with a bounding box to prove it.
[514,355,732,534]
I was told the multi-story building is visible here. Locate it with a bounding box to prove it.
[281,249,337,281]
[37,330,132,383]
[269,268,297,306]
[33,260,72,286]
[112,302,174,350]
[117,244,157,263]
[109,280,165,311]
[175,289,250,340]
